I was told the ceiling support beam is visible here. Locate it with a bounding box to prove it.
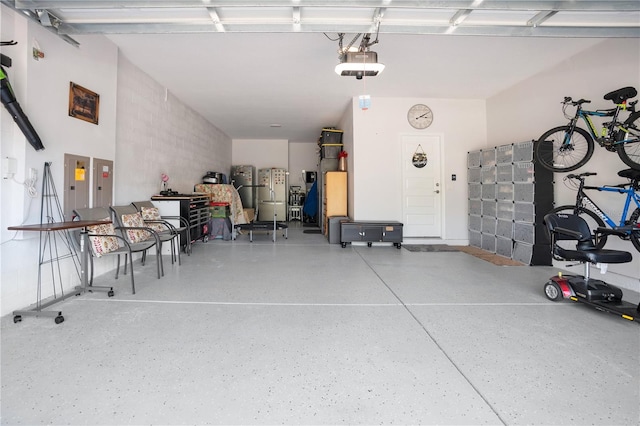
[11,1,640,12]
[206,8,225,32]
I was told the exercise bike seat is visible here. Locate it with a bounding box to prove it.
[544,213,632,265]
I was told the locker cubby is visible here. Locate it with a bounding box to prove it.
[468,151,481,168]
[497,164,513,182]
[513,162,535,183]
[482,166,496,184]
[513,222,535,245]
[514,202,535,223]
[496,144,513,164]
[469,183,481,200]
[513,241,533,264]
[469,199,482,216]
[468,167,482,184]
[469,215,482,232]
[496,219,514,239]
[497,202,514,220]
[496,183,514,201]
[469,230,481,248]
[514,183,534,203]
[513,141,534,162]
[481,233,496,253]
[481,183,496,200]
[482,200,497,218]
[467,142,552,265]
[482,216,496,234]
[481,149,496,167]
[496,236,513,258]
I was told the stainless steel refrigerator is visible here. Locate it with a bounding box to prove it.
[230,165,256,209]
[258,167,287,221]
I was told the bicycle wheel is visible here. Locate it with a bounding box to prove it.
[616,111,640,170]
[549,205,607,249]
[535,126,594,172]
[629,208,640,252]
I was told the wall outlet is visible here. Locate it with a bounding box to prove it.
[29,168,37,181]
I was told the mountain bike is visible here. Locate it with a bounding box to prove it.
[535,87,640,172]
[548,169,640,252]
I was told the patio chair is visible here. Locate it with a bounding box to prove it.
[73,207,141,294]
[109,205,164,279]
[131,200,190,258]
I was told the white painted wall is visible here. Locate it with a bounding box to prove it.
[232,139,288,172]
[487,38,640,291]
[1,6,233,315]
[347,97,487,243]
[1,10,118,316]
[114,53,231,201]
[288,142,318,190]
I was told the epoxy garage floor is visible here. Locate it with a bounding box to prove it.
[1,223,639,425]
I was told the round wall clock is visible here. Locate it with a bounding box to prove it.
[407,104,433,129]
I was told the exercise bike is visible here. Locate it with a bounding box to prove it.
[543,212,640,323]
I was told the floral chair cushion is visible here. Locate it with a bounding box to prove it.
[87,220,119,258]
[121,212,150,243]
[140,206,165,233]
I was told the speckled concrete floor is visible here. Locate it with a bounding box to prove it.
[2,222,639,425]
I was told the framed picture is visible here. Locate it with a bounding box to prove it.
[68,82,99,125]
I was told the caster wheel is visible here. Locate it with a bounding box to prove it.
[367,242,372,247]
[13,315,22,324]
[203,235,209,243]
[54,315,65,324]
[108,290,115,297]
[396,243,401,249]
[341,243,347,248]
[544,281,563,302]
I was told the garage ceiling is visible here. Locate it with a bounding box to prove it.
[3,1,640,141]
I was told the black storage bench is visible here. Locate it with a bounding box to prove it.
[340,221,403,248]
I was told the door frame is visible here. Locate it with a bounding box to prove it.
[399,133,445,239]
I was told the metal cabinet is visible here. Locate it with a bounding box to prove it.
[151,194,211,251]
[340,221,403,248]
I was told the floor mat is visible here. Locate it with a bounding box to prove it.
[403,244,524,266]
[456,246,525,266]
[303,229,322,234]
[403,245,459,252]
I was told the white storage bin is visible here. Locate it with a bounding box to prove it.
[481,233,496,253]
[482,200,497,218]
[481,149,496,167]
[497,202,514,220]
[468,151,481,168]
[496,144,513,164]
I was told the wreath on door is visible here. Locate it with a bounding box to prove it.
[412,144,428,168]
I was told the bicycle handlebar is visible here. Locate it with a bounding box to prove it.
[562,97,591,106]
[566,172,597,180]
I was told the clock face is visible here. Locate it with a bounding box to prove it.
[407,104,433,129]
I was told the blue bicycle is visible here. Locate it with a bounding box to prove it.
[549,169,640,252]
[535,87,640,172]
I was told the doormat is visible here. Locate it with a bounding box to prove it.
[403,245,459,252]
[456,246,525,266]
[303,229,322,234]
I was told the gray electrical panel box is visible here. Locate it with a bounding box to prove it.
[63,153,90,220]
[93,158,113,208]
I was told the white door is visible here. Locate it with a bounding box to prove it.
[401,134,442,237]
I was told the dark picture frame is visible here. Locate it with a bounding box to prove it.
[68,82,99,125]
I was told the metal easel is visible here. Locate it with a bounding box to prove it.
[11,162,113,324]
